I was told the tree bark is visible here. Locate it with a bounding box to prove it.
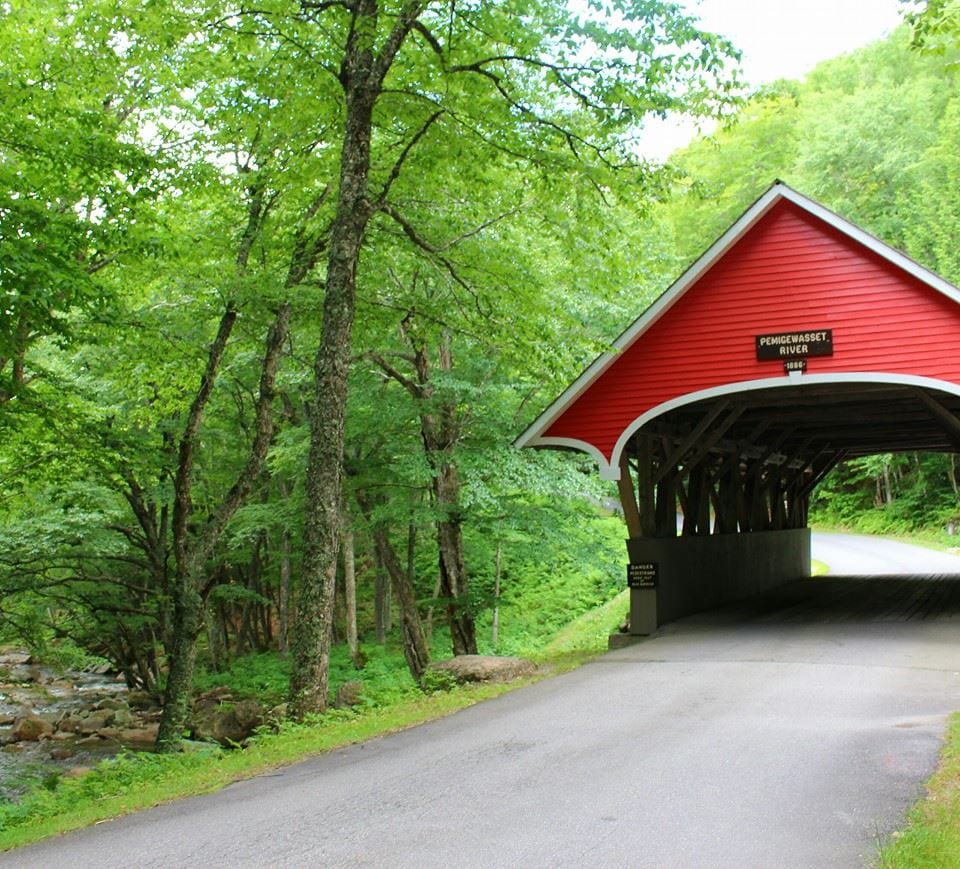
[491,535,502,647]
[434,461,476,655]
[288,0,426,718]
[343,520,359,667]
[155,300,291,750]
[370,328,477,656]
[355,489,429,682]
[277,479,293,656]
[373,547,391,643]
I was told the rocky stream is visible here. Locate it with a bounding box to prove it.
[0,651,162,801]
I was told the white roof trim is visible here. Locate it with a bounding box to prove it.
[515,182,960,455]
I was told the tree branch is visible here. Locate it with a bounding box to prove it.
[374,1,427,85]
[367,350,424,398]
[172,306,237,579]
[380,204,479,303]
[374,110,443,208]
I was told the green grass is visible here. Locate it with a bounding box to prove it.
[540,588,628,656]
[811,559,829,576]
[879,712,960,867]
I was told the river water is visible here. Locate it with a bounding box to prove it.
[0,661,149,801]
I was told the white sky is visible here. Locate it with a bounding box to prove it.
[639,0,907,159]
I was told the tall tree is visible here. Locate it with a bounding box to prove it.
[0,1,155,403]
[286,0,740,718]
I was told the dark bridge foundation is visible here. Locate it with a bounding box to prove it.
[626,528,811,633]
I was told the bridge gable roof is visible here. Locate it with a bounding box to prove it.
[516,182,960,478]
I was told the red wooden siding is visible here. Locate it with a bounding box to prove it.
[544,199,960,463]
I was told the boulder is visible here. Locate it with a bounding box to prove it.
[118,724,159,745]
[49,747,74,760]
[110,706,135,728]
[335,680,363,708]
[191,699,265,747]
[56,714,83,734]
[78,710,114,735]
[12,714,54,742]
[58,709,114,735]
[268,703,288,723]
[126,690,160,711]
[0,651,31,666]
[427,655,537,685]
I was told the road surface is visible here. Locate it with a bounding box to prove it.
[7,534,960,868]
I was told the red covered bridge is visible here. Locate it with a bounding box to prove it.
[517,182,960,634]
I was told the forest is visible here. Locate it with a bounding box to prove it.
[1,0,960,783]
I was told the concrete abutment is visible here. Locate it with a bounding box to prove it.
[625,528,811,633]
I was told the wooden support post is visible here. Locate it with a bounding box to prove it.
[635,433,656,538]
[738,461,752,533]
[697,466,711,534]
[683,462,710,536]
[716,459,739,533]
[750,465,769,531]
[655,470,677,538]
[795,449,848,501]
[914,389,960,451]
[682,406,745,470]
[771,467,788,530]
[682,465,701,536]
[617,449,642,539]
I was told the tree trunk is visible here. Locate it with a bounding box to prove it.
[491,535,502,648]
[374,548,391,643]
[277,478,293,655]
[343,522,359,667]
[435,461,476,655]
[372,328,478,656]
[288,36,377,721]
[156,300,291,750]
[425,572,442,645]
[355,489,429,682]
[157,570,203,747]
[287,0,430,715]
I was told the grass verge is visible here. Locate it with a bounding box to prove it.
[879,712,960,867]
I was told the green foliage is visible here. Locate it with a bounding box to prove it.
[473,502,626,656]
[540,589,630,657]
[0,748,222,834]
[810,453,960,536]
[194,654,291,708]
[419,668,459,694]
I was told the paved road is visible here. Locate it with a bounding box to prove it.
[7,537,960,868]
[813,531,960,575]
